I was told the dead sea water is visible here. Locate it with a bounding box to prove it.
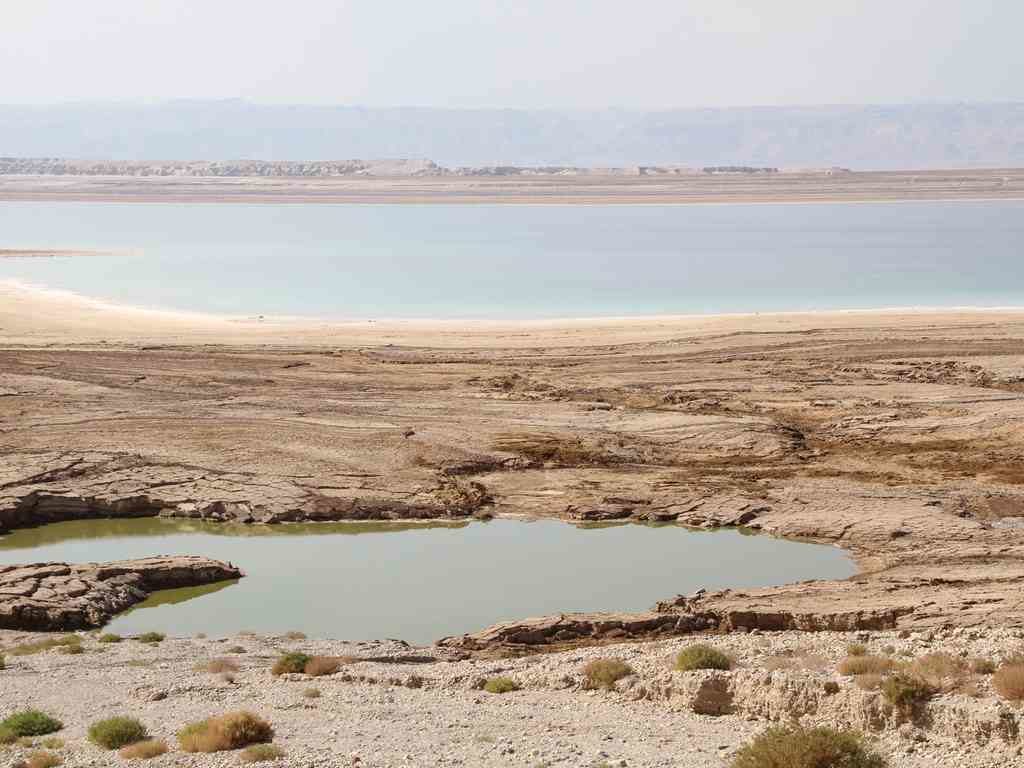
[0,518,854,643]
[1,200,1022,317]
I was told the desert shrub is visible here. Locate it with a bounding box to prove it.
[971,657,996,675]
[731,725,886,768]
[0,653,5,669]
[854,673,887,692]
[837,655,894,677]
[227,645,247,654]
[0,726,16,744]
[271,652,311,676]
[302,687,321,699]
[1,710,63,737]
[882,672,934,715]
[198,658,239,674]
[908,652,968,692]
[304,656,342,677]
[8,635,81,657]
[283,631,306,640]
[24,751,62,768]
[405,675,424,689]
[17,736,35,747]
[822,681,840,695]
[582,658,635,690]
[993,662,1024,701]
[240,744,286,763]
[119,739,168,759]
[88,716,148,749]
[97,633,122,644]
[40,738,63,749]
[483,676,520,694]
[57,645,83,655]
[675,644,732,672]
[846,643,868,657]
[136,632,164,644]
[177,711,273,753]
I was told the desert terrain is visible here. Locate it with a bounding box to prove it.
[3,281,1024,765]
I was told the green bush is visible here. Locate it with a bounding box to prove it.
[0,710,63,737]
[582,658,635,690]
[731,725,886,768]
[483,676,520,694]
[87,716,148,749]
[675,644,732,672]
[135,632,165,644]
[271,652,311,676]
[97,633,122,644]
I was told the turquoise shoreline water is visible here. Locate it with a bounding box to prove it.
[1,200,1022,319]
[0,519,854,643]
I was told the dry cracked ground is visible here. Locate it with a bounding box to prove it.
[3,312,1024,765]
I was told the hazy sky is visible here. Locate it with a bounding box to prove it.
[4,0,1022,109]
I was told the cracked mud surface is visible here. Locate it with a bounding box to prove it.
[3,304,1024,638]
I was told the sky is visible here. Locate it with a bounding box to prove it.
[3,0,1022,109]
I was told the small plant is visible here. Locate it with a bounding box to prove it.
[97,633,122,644]
[240,744,286,763]
[177,711,273,753]
[882,672,934,716]
[57,645,83,655]
[971,657,996,675]
[0,726,15,745]
[1,710,63,737]
[24,751,63,768]
[582,658,635,690]
[304,656,342,677]
[993,662,1024,701]
[405,674,424,689]
[88,716,148,749]
[119,739,168,759]
[675,644,732,672]
[40,738,63,749]
[731,725,886,768]
[271,652,311,676]
[846,643,868,657]
[198,658,240,674]
[283,631,306,640]
[302,687,321,699]
[483,676,520,694]
[136,632,165,644]
[227,645,247,654]
[837,655,894,677]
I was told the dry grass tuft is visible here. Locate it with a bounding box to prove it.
[732,725,886,768]
[907,652,968,693]
[882,673,934,716]
[239,744,286,763]
[177,711,273,753]
[846,643,868,657]
[582,658,635,690]
[119,739,169,760]
[283,631,306,641]
[304,656,344,677]
[24,751,63,768]
[198,658,240,674]
[837,655,894,677]
[970,658,996,675]
[7,635,81,657]
[302,687,321,699]
[993,662,1024,702]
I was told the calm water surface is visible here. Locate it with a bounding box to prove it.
[0,518,854,643]
[1,201,1022,317]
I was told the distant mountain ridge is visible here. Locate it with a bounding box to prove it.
[1,101,1022,169]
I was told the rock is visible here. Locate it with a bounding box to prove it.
[0,555,243,631]
[676,671,735,716]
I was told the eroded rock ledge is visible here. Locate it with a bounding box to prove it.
[0,555,243,631]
